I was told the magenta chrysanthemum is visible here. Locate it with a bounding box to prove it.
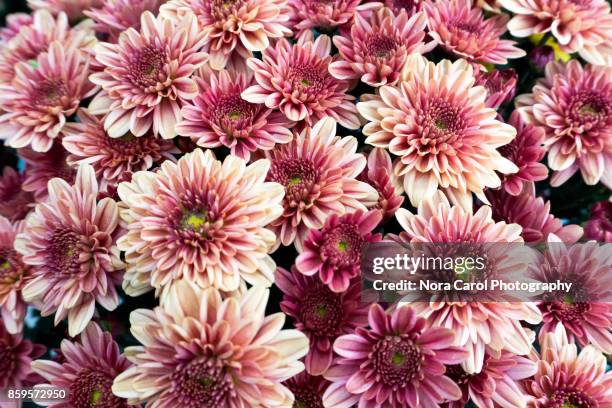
[323,304,469,408]
[382,0,423,15]
[358,54,518,209]
[117,148,284,294]
[329,8,434,87]
[242,35,361,129]
[474,67,518,110]
[296,210,382,293]
[89,11,208,140]
[259,117,378,251]
[0,167,34,222]
[112,282,309,407]
[0,13,33,44]
[0,41,96,153]
[585,200,612,242]
[31,322,135,408]
[424,0,525,64]
[16,164,124,337]
[63,109,178,193]
[288,0,362,40]
[84,0,166,42]
[19,144,76,201]
[284,372,329,408]
[27,0,104,21]
[517,60,612,188]
[276,266,371,375]
[160,0,292,70]
[176,67,294,160]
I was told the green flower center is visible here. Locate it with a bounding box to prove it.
[300,79,311,87]
[182,212,209,231]
[391,351,406,365]
[228,111,242,120]
[337,241,348,252]
[434,118,448,130]
[288,176,302,186]
[90,389,102,405]
[315,305,328,317]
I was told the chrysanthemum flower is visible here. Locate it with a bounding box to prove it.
[487,184,583,244]
[112,281,309,407]
[0,13,33,44]
[296,210,382,293]
[27,0,104,22]
[176,67,294,160]
[117,148,283,293]
[382,0,423,16]
[499,0,612,65]
[498,111,548,196]
[323,304,468,407]
[424,0,525,64]
[395,191,542,373]
[31,322,135,408]
[63,109,178,193]
[329,8,434,87]
[284,372,330,408]
[529,236,612,354]
[584,199,612,242]
[358,54,518,209]
[19,144,76,201]
[517,61,612,188]
[444,351,537,408]
[0,320,45,403]
[16,164,124,337]
[242,34,360,129]
[0,217,30,334]
[0,41,96,153]
[357,148,404,222]
[288,0,361,40]
[258,117,378,251]
[84,0,166,42]
[474,67,518,110]
[89,11,208,140]
[525,323,612,407]
[160,0,292,70]
[276,266,371,375]
[0,167,34,222]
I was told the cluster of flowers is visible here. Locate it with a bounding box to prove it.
[0,0,610,407]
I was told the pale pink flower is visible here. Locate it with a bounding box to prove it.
[424,0,525,64]
[288,0,361,40]
[258,117,378,251]
[16,164,124,337]
[176,67,294,160]
[0,13,33,44]
[525,324,612,407]
[62,109,178,193]
[0,42,96,153]
[19,144,77,201]
[112,282,309,407]
[517,60,612,188]
[358,54,518,210]
[84,0,166,42]
[160,0,292,70]
[0,167,34,222]
[323,304,469,408]
[31,322,135,408]
[276,266,372,375]
[584,199,612,242]
[89,11,208,140]
[27,0,104,22]
[0,217,30,334]
[117,148,284,294]
[474,68,518,110]
[242,34,361,129]
[395,191,542,373]
[284,372,330,408]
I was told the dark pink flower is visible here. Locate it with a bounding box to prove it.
[19,144,76,201]
[288,0,362,40]
[474,67,518,110]
[381,0,423,16]
[0,167,34,222]
[584,200,612,242]
[284,372,330,408]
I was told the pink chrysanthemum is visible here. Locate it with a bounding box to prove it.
[117,148,284,293]
[27,0,104,21]
[499,0,612,65]
[276,266,371,375]
[517,60,612,188]
[358,54,518,209]
[487,184,583,244]
[329,8,434,87]
[63,109,178,193]
[357,148,404,222]
[322,304,469,408]
[444,351,537,408]
[474,67,518,110]
[16,164,124,337]
[176,67,294,160]
[424,0,525,64]
[296,210,382,293]
[585,199,612,242]
[242,34,361,129]
[498,111,548,196]
[84,0,166,42]
[89,11,208,140]
[395,192,542,373]
[0,217,30,334]
[284,372,330,408]
[381,0,423,15]
[0,167,34,222]
[160,0,292,70]
[258,117,378,251]
[288,0,362,40]
[0,320,45,404]
[31,322,135,408]
[525,324,612,407]
[0,13,33,44]
[0,42,96,153]
[529,236,612,354]
[112,282,309,407]
[19,144,76,201]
